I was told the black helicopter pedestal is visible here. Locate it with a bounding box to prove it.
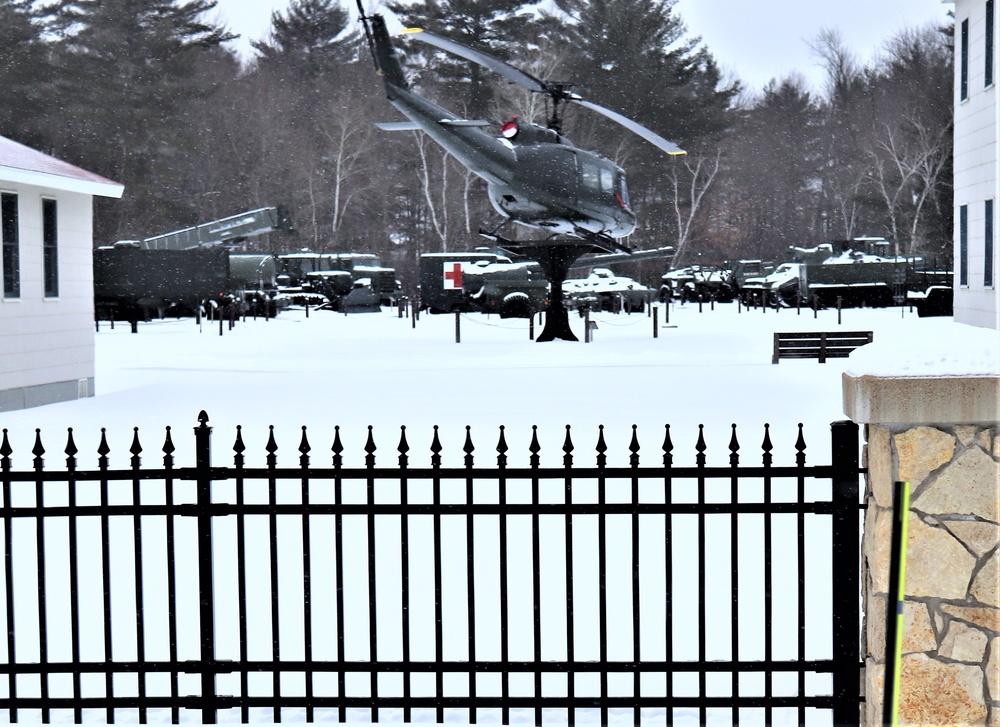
[498,236,613,342]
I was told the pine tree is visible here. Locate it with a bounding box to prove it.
[45,0,235,240]
[251,0,358,81]
[0,0,52,147]
[386,0,541,119]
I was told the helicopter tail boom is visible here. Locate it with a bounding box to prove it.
[357,4,409,90]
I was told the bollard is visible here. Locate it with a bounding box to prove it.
[584,308,591,343]
[412,303,417,329]
[837,296,842,325]
[306,302,310,318]
[455,310,461,343]
[529,314,535,341]
[664,301,670,324]
[653,306,658,338]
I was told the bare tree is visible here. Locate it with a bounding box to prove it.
[413,131,452,250]
[668,150,722,265]
[316,94,378,248]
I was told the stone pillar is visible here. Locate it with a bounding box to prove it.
[844,373,1000,726]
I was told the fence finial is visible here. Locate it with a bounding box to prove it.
[563,425,574,468]
[0,429,10,461]
[761,423,773,465]
[529,425,540,468]
[398,426,409,468]
[98,428,110,459]
[32,429,45,460]
[496,426,508,467]
[662,424,673,467]
[596,425,607,468]
[629,424,640,466]
[464,426,474,467]
[332,426,343,467]
[795,423,807,465]
[65,428,78,460]
[729,424,740,466]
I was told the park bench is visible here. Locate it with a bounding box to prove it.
[772,330,873,364]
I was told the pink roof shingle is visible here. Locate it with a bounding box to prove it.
[0,134,119,187]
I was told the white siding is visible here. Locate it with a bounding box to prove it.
[954,0,1000,329]
[0,181,95,401]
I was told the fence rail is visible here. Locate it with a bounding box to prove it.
[0,413,861,725]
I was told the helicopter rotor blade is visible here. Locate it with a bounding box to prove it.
[401,25,685,156]
[401,28,548,94]
[570,98,686,156]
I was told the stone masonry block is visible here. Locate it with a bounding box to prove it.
[914,447,1000,522]
[865,505,894,594]
[898,654,987,725]
[940,620,990,663]
[940,604,1000,633]
[972,549,1000,608]
[945,520,1000,559]
[895,426,956,489]
[902,601,937,654]
[989,637,1000,703]
[906,514,977,600]
[867,425,894,508]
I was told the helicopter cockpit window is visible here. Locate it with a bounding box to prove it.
[616,172,631,208]
[581,160,599,189]
[599,167,614,193]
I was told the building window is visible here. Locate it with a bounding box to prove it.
[987,199,995,288]
[960,204,969,286]
[1,193,18,299]
[962,18,970,100]
[43,198,58,297]
[989,0,996,87]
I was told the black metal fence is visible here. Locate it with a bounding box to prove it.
[0,413,861,725]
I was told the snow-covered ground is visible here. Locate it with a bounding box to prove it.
[7,300,991,467]
[0,301,995,726]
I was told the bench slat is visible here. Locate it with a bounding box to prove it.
[772,330,873,363]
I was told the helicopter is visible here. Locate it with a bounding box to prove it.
[356,3,686,339]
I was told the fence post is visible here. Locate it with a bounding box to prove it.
[830,420,861,727]
[194,411,218,724]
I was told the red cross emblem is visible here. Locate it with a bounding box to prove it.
[443,262,463,289]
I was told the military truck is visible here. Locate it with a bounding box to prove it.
[739,238,951,308]
[420,246,672,314]
[276,251,400,307]
[461,260,548,318]
[419,251,514,313]
[565,268,650,312]
[94,244,232,319]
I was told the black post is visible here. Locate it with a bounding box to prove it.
[194,411,217,724]
[830,420,861,726]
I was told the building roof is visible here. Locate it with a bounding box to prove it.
[0,134,124,199]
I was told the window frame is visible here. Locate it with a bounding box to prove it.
[1,192,19,299]
[960,203,969,287]
[988,0,996,88]
[961,18,970,101]
[42,197,58,298]
[987,199,995,288]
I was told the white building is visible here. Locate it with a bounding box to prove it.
[953,0,1000,330]
[0,135,123,411]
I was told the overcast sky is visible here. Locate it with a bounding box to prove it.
[209,0,954,95]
